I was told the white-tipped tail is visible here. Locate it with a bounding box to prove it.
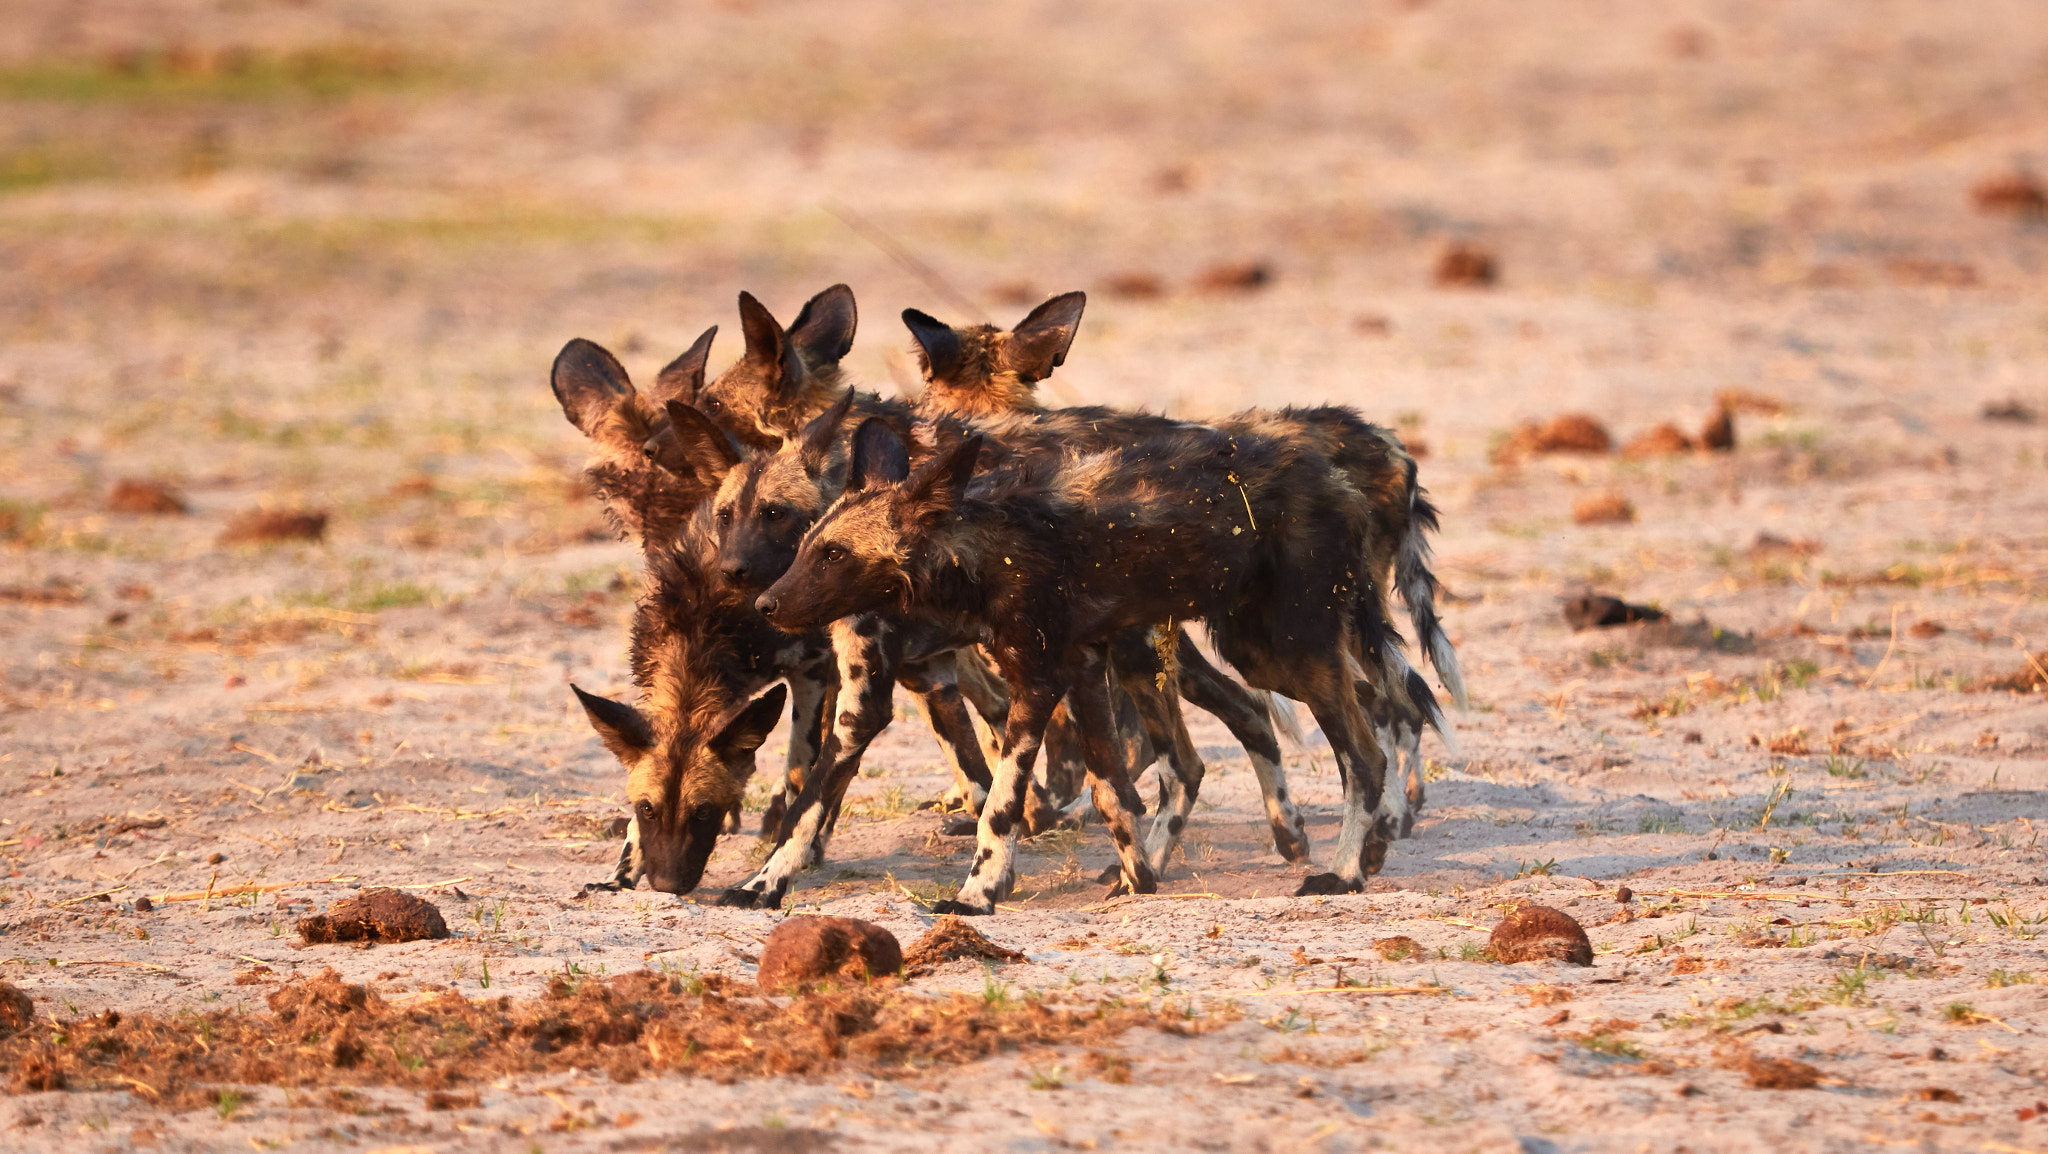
[1261,690,1307,748]
[1396,486,1469,711]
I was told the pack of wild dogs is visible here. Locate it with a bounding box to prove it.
[549,285,1466,917]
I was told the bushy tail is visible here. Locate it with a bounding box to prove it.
[1260,689,1307,748]
[1395,474,1468,711]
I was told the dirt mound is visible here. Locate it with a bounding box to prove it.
[1372,936,1422,961]
[218,507,329,545]
[1493,414,1612,464]
[1620,424,1693,458]
[1572,492,1635,525]
[105,479,188,515]
[1734,1051,1822,1090]
[1487,905,1592,966]
[902,916,1027,976]
[1434,242,1497,288]
[297,888,449,944]
[0,966,1202,1110]
[756,917,903,993]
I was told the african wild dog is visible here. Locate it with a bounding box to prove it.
[691,285,858,453]
[550,332,832,841]
[757,415,1411,914]
[569,522,816,893]
[901,294,1465,837]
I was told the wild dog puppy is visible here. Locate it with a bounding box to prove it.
[902,295,1465,840]
[691,285,858,453]
[757,418,1408,913]
[549,334,831,837]
[570,519,817,893]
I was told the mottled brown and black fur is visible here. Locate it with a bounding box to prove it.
[758,417,1409,912]
[691,286,858,453]
[902,292,1084,419]
[550,331,725,547]
[571,520,821,894]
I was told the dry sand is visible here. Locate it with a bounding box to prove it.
[2,0,2047,1149]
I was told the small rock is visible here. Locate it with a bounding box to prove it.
[1982,399,2038,424]
[298,888,449,945]
[1972,173,2047,218]
[207,852,226,865]
[1615,886,1633,903]
[0,982,34,1036]
[1193,261,1273,293]
[1738,1053,1821,1090]
[755,916,903,992]
[1487,904,1593,966]
[133,895,153,913]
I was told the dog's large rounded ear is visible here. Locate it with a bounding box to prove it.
[653,325,717,404]
[847,417,911,492]
[1002,291,1085,382]
[798,388,858,476]
[571,683,653,762]
[902,308,963,384]
[787,284,857,372]
[552,339,634,435]
[647,400,742,482]
[712,683,788,763]
[906,434,983,513]
[737,290,789,374]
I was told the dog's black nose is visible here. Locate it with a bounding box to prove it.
[755,594,778,618]
[722,561,749,585]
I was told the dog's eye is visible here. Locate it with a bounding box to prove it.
[635,799,655,820]
[825,546,848,564]
[704,398,721,413]
[762,506,784,522]
[716,508,732,525]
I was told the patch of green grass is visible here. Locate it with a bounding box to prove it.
[1985,970,2034,989]
[1577,1032,1644,1059]
[214,1089,244,1120]
[1027,1065,1065,1090]
[1824,756,1867,779]
[1638,814,1685,835]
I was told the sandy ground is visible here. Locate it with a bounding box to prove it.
[4,0,2048,1149]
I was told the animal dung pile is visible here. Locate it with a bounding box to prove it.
[1973,651,2048,694]
[1571,492,1635,525]
[104,478,188,515]
[1972,172,2048,218]
[0,982,32,1037]
[901,916,1027,976]
[1493,413,1613,464]
[1699,408,1736,451]
[1372,936,1423,961]
[0,967,1201,1106]
[297,888,449,944]
[1486,904,1593,966]
[1193,261,1273,293]
[755,916,904,993]
[1620,424,1693,458]
[1562,593,1667,631]
[1101,271,1165,300]
[1733,1050,1823,1090]
[1434,241,1498,288]
[218,507,329,545]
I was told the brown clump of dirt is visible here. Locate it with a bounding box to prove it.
[1572,492,1635,525]
[1371,936,1422,961]
[1193,261,1272,293]
[297,888,449,944]
[1493,413,1613,464]
[1887,259,1979,288]
[0,966,1206,1110]
[1972,173,2047,218]
[105,479,189,515]
[0,579,86,605]
[0,982,34,1036]
[902,916,1027,976]
[1434,242,1497,288]
[1974,651,2048,694]
[217,507,329,545]
[1747,532,1819,558]
[1487,904,1593,966]
[755,917,903,993]
[1514,983,1573,1007]
[1621,424,1693,458]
